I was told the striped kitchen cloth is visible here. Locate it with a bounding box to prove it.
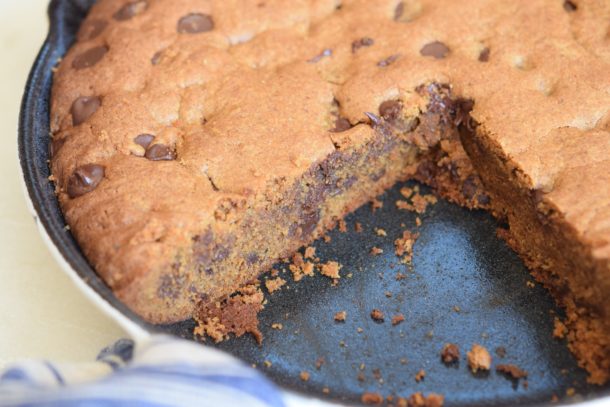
[0,335,285,407]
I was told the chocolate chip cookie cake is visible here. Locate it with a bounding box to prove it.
[49,0,609,384]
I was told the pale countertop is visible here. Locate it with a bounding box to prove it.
[0,0,126,369]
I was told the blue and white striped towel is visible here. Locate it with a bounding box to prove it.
[0,336,285,407]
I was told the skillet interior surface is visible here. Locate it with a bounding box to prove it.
[18,1,610,405]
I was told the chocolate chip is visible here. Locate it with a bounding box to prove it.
[331,117,352,132]
[134,134,155,149]
[151,50,163,65]
[145,144,176,161]
[80,19,108,40]
[113,1,147,21]
[67,164,105,198]
[379,100,403,121]
[351,37,374,53]
[364,112,382,126]
[71,96,101,126]
[72,46,108,69]
[377,54,400,67]
[394,2,405,20]
[479,47,490,62]
[177,13,214,34]
[308,48,332,63]
[420,41,450,59]
[563,0,577,12]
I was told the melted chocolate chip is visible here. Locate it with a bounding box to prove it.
[462,175,478,200]
[308,48,332,63]
[479,47,490,62]
[455,98,476,130]
[377,54,400,67]
[378,100,419,133]
[80,19,108,40]
[420,41,450,59]
[477,193,490,206]
[67,164,105,198]
[113,1,147,21]
[145,144,176,161]
[71,96,101,126]
[379,100,403,121]
[134,134,155,149]
[72,46,108,69]
[394,1,405,20]
[177,13,214,34]
[563,0,577,12]
[351,37,374,53]
[331,117,352,132]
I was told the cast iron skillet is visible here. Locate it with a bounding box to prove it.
[18,1,610,405]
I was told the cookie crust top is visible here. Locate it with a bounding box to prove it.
[50,0,610,288]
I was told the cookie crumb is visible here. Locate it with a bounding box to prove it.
[334,310,347,322]
[265,277,286,293]
[415,369,426,382]
[467,344,492,373]
[395,230,419,262]
[441,343,460,363]
[299,371,310,382]
[361,392,383,405]
[322,387,330,394]
[375,228,387,236]
[320,261,341,279]
[392,313,405,326]
[370,246,384,256]
[566,387,576,397]
[400,186,413,199]
[407,392,444,407]
[271,323,283,330]
[315,357,325,369]
[553,317,568,339]
[355,222,363,233]
[371,198,383,212]
[496,364,528,380]
[338,219,348,233]
[371,309,385,322]
[264,360,272,368]
[304,246,316,259]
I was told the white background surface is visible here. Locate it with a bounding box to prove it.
[0,0,126,369]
